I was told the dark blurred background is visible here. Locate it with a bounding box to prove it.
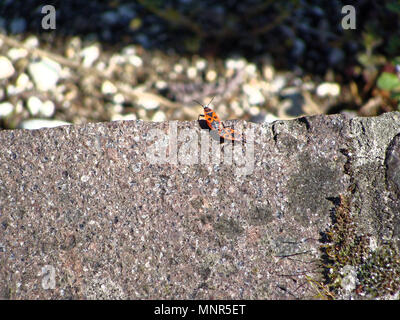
[0,0,399,129]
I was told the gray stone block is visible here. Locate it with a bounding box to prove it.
[1,112,399,299]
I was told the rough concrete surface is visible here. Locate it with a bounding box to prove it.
[0,112,400,299]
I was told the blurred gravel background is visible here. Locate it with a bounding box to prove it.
[0,0,399,130]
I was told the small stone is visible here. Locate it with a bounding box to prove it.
[101,81,118,95]
[230,100,244,117]
[121,45,136,57]
[195,59,207,71]
[28,58,61,91]
[137,109,147,119]
[27,96,43,116]
[248,106,260,116]
[24,36,39,48]
[6,85,18,96]
[111,113,137,121]
[80,45,100,68]
[243,84,265,105]
[137,97,159,110]
[19,119,71,130]
[108,54,125,68]
[7,48,28,61]
[128,55,143,67]
[40,100,55,118]
[16,73,33,91]
[151,110,166,122]
[245,63,257,76]
[263,65,274,81]
[155,80,167,90]
[0,56,15,79]
[121,45,136,56]
[206,70,217,82]
[187,66,197,79]
[174,64,183,74]
[264,113,279,123]
[225,58,246,70]
[108,102,123,115]
[270,75,287,93]
[113,93,125,104]
[316,82,340,97]
[0,102,14,118]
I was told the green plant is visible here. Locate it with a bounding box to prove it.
[320,194,400,299]
[377,58,400,109]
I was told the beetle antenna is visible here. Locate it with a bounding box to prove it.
[194,96,215,109]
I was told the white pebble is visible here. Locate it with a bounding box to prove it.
[121,45,136,56]
[225,58,246,70]
[264,113,279,123]
[80,45,100,68]
[7,85,20,96]
[249,106,260,116]
[174,64,183,73]
[101,80,117,94]
[7,47,28,61]
[152,110,166,122]
[16,73,33,91]
[263,65,274,81]
[110,103,123,114]
[19,119,71,130]
[245,63,257,76]
[0,56,15,79]
[195,59,207,70]
[128,55,143,67]
[155,80,167,90]
[137,109,147,119]
[206,70,217,82]
[137,96,159,110]
[23,35,39,48]
[316,82,340,97]
[109,54,125,67]
[187,66,197,79]
[226,59,236,70]
[111,113,137,121]
[243,84,265,105]
[40,100,55,117]
[27,96,43,116]
[28,58,61,91]
[113,93,125,104]
[15,100,24,113]
[230,100,244,117]
[270,75,287,93]
[0,102,14,118]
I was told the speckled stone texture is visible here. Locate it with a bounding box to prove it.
[1,112,400,299]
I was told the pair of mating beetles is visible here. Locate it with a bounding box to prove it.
[195,97,245,143]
